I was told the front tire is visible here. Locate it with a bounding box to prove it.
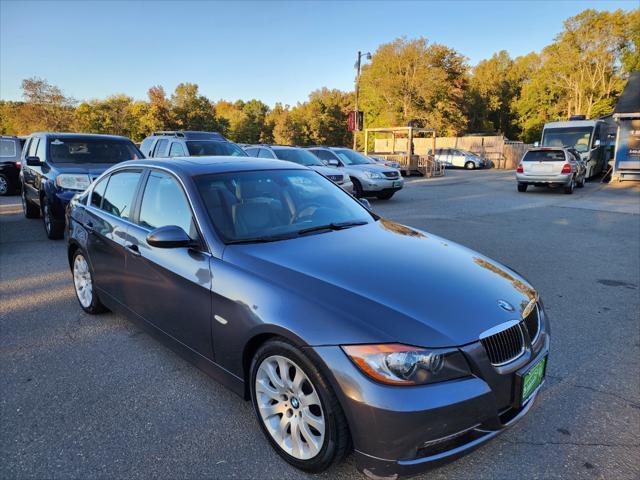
[250,339,350,473]
[42,198,64,239]
[351,178,363,198]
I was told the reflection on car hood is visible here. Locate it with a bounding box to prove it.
[225,220,537,347]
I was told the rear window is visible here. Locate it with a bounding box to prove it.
[0,139,17,158]
[522,150,566,162]
[49,137,141,164]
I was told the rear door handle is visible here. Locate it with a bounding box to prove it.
[126,244,141,256]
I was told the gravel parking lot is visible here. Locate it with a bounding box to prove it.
[1,169,639,480]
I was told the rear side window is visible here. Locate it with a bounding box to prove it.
[0,139,17,157]
[523,150,566,162]
[101,170,142,219]
[140,137,155,158]
[244,147,259,156]
[153,139,169,157]
[138,171,195,236]
[91,176,109,208]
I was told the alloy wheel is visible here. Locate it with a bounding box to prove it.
[43,203,52,234]
[255,355,325,460]
[73,254,93,308]
[0,176,8,195]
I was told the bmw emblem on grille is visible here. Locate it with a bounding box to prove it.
[497,300,515,312]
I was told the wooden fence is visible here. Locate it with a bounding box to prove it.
[373,135,532,169]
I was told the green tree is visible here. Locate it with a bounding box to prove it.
[170,83,221,132]
[514,9,633,141]
[359,38,468,137]
[19,77,75,132]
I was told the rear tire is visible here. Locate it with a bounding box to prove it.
[564,178,575,195]
[0,174,10,196]
[42,198,64,239]
[465,161,475,170]
[72,249,107,314]
[22,187,40,218]
[376,191,395,200]
[250,338,350,473]
[517,183,528,192]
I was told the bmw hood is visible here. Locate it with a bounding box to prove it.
[224,220,537,347]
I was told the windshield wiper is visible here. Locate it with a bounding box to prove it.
[296,221,368,236]
[225,233,298,245]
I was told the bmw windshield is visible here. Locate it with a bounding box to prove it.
[196,169,373,243]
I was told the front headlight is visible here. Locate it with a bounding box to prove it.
[364,171,384,179]
[56,174,91,191]
[342,344,470,385]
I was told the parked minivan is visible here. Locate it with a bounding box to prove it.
[20,133,142,239]
[0,136,26,195]
[140,131,247,158]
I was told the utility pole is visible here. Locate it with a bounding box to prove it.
[353,51,371,150]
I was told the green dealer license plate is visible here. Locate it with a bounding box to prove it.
[393,181,402,188]
[521,355,547,404]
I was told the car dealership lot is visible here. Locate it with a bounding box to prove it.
[1,169,638,479]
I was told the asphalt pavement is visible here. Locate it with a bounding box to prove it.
[1,169,639,479]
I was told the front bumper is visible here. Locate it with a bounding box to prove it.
[360,177,404,193]
[308,320,549,479]
[516,173,571,185]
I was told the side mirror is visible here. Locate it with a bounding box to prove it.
[146,225,194,248]
[594,139,601,147]
[26,156,41,166]
[327,159,340,167]
[358,198,371,209]
[533,142,539,147]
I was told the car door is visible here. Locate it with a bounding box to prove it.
[452,150,466,167]
[22,137,41,204]
[125,169,213,358]
[85,169,143,303]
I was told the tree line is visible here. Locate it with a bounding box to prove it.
[0,9,637,146]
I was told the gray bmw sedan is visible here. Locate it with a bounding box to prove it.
[66,156,549,479]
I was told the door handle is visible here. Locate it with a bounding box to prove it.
[85,221,95,234]
[126,244,141,256]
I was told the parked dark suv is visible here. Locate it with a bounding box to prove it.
[0,136,26,195]
[140,131,247,158]
[20,133,142,239]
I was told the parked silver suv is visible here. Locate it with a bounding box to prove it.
[516,147,586,194]
[243,145,353,193]
[140,131,247,159]
[308,147,403,200]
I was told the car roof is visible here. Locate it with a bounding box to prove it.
[115,156,307,176]
[543,120,600,128]
[30,132,132,141]
[149,131,226,141]
[527,147,568,152]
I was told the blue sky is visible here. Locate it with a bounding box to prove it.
[0,0,636,106]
